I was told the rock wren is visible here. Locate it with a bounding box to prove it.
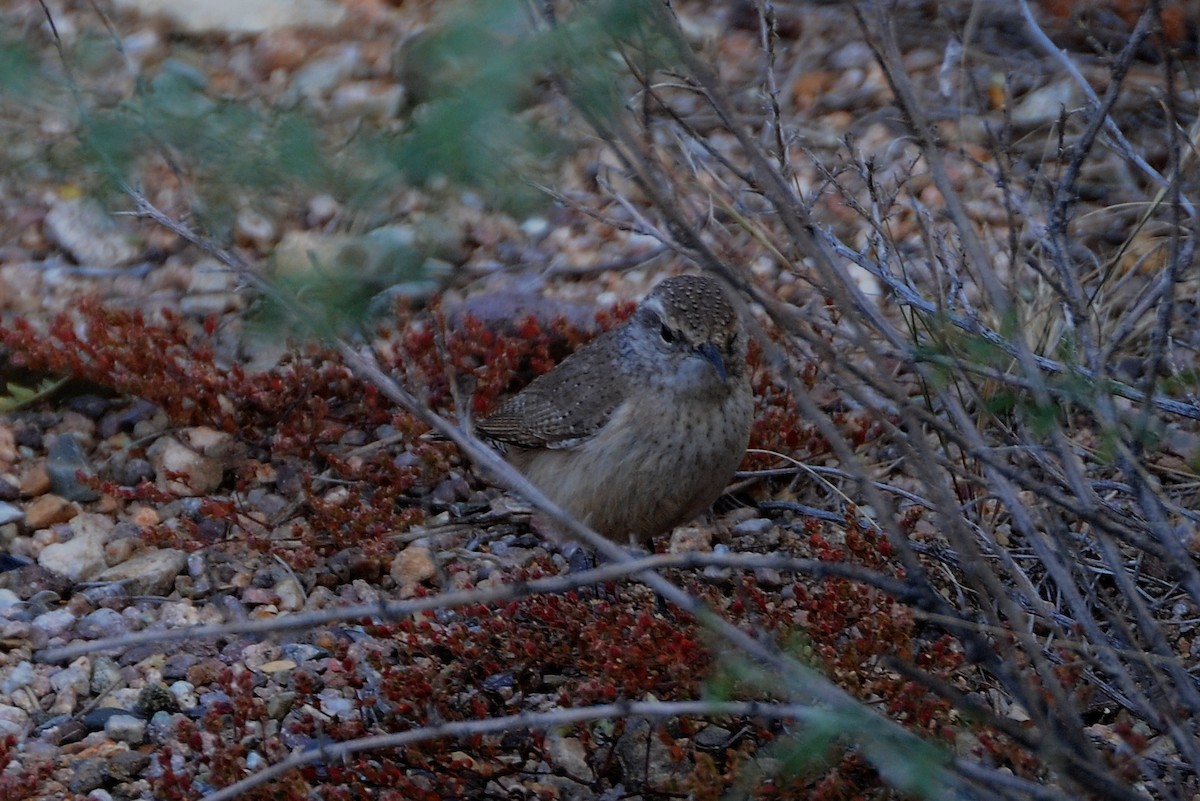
[477,274,753,545]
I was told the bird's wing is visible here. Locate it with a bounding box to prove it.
[476,338,626,449]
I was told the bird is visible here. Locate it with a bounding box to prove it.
[476,274,754,546]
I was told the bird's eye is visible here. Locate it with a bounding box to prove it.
[660,324,676,344]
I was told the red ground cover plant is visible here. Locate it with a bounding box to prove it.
[1,297,1002,798]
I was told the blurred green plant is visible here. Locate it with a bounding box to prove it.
[10,0,677,334]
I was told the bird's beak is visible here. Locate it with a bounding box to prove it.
[698,342,728,382]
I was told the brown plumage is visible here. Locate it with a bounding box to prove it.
[477,274,753,545]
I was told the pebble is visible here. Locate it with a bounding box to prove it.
[46,434,100,502]
[168,681,197,711]
[146,710,180,744]
[146,435,225,496]
[390,543,437,593]
[66,757,107,794]
[94,548,187,596]
[32,608,78,640]
[23,494,77,530]
[75,608,128,639]
[0,704,29,737]
[106,749,150,781]
[49,659,90,696]
[274,577,305,611]
[37,513,112,581]
[104,714,147,745]
[90,657,123,695]
[266,691,295,720]
[0,501,22,526]
[732,517,773,536]
[43,197,138,268]
[135,684,179,717]
[669,526,712,554]
[81,707,130,732]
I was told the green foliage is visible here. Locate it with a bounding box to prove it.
[0,36,37,98]
[0,378,69,412]
[8,0,679,336]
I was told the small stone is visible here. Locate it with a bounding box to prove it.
[241,642,281,671]
[50,658,91,696]
[32,608,77,639]
[329,80,404,120]
[168,681,198,710]
[258,659,297,676]
[46,431,100,501]
[732,517,773,536]
[75,607,128,639]
[0,704,29,737]
[117,458,155,487]
[1013,79,1079,128]
[105,713,147,745]
[94,548,186,596]
[146,435,224,496]
[91,656,123,695]
[235,208,277,251]
[103,536,137,566]
[319,693,355,719]
[390,543,437,593]
[266,691,295,720]
[135,683,179,717]
[274,577,304,612]
[109,0,345,34]
[545,734,594,782]
[306,194,339,226]
[38,513,112,581]
[43,197,138,267]
[693,724,734,751]
[66,757,107,794]
[24,494,77,529]
[289,44,361,102]
[18,465,52,498]
[107,749,151,782]
[669,526,712,554]
[0,477,19,501]
[0,501,23,526]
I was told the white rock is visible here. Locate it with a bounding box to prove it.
[43,198,138,267]
[37,513,113,581]
[109,0,344,34]
[147,435,224,495]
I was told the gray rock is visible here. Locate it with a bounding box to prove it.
[66,757,107,793]
[147,710,181,743]
[91,656,123,695]
[0,502,22,526]
[105,713,148,745]
[107,749,151,781]
[94,548,186,596]
[266,691,295,720]
[49,659,90,694]
[75,607,128,639]
[82,706,134,731]
[732,517,773,536]
[46,431,100,501]
[31,608,77,639]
